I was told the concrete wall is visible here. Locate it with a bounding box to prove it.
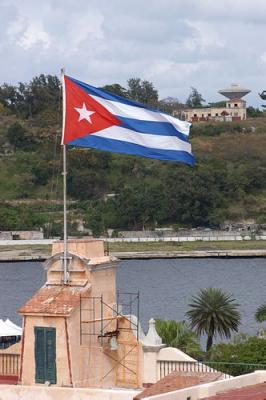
[0,385,140,400]
[52,239,105,259]
[21,315,71,386]
[0,341,21,355]
[107,229,264,242]
[143,347,195,385]
[66,307,81,387]
[107,235,258,242]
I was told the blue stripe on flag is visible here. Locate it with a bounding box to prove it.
[68,76,162,111]
[118,117,189,142]
[68,135,195,165]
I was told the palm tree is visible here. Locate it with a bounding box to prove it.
[186,288,241,352]
[155,319,202,358]
[255,304,266,323]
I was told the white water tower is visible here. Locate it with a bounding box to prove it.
[218,84,250,100]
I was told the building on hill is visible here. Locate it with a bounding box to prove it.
[183,84,251,122]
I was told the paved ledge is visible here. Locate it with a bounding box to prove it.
[1,249,266,262]
[111,249,266,259]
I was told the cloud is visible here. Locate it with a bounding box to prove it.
[0,0,266,105]
[18,21,51,50]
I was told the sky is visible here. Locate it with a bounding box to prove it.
[1,0,266,106]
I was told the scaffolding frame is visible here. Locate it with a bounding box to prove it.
[80,290,140,345]
[79,290,140,386]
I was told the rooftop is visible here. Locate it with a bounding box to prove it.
[133,371,224,399]
[202,382,266,399]
[18,285,85,316]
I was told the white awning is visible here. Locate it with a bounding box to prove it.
[5,319,22,335]
[0,319,22,337]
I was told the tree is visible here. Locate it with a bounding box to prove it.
[6,122,36,151]
[101,83,128,98]
[158,98,183,115]
[27,74,61,117]
[186,87,205,108]
[255,304,266,323]
[0,83,17,110]
[246,106,263,118]
[0,74,60,119]
[186,288,241,351]
[208,336,266,376]
[127,78,158,107]
[155,319,202,359]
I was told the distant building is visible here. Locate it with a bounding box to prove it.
[183,84,251,122]
[0,230,44,240]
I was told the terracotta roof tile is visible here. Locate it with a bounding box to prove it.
[18,285,82,316]
[134,371,224,399]
[201,382,266,399]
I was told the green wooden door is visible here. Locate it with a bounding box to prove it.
[35,327,56,384]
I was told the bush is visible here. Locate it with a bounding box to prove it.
[207,336,266,376]
[6,122,36,151]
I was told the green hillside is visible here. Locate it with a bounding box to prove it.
[1,75,266,237]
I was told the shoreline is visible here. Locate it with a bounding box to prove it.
[0,240,266,261]
[0,249,266,262]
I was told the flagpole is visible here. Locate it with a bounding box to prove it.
[61,68,68,284]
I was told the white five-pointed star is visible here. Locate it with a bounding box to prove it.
[74,103,95,124]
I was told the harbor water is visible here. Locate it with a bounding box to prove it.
[0,258,265,344]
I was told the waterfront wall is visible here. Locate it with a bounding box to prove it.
[107,234,266,242]
[1,233,266,247]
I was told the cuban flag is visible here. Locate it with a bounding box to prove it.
[62,75,194,165]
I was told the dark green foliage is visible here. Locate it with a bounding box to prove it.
[101,84,129,98]
[0,204,45,230]
[0,84,18,110]
[31,161,53,185]
[191,122,244,137]
[28,74,60,117]
[255,304,266,323]
[7,123,37,151]
[0,74,60,119]
[155,319,202,359]
[246,106,263,118]
[1,74,266,235]
[186,288,241,351]
[127,78,158,107]
[101,78,158,107]
[208,336,266,376]
[67,149,110,200]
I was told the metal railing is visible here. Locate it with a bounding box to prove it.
[0,354,20,376]
[158,360,266,380]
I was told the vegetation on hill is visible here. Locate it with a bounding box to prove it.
[1,74,266,236]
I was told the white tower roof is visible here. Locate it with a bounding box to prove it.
[218,84,251,99]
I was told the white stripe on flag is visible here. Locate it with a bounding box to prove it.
[92,126,192,153]
[90,95,190,135]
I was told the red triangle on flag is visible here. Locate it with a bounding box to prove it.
[63,76,121,144]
